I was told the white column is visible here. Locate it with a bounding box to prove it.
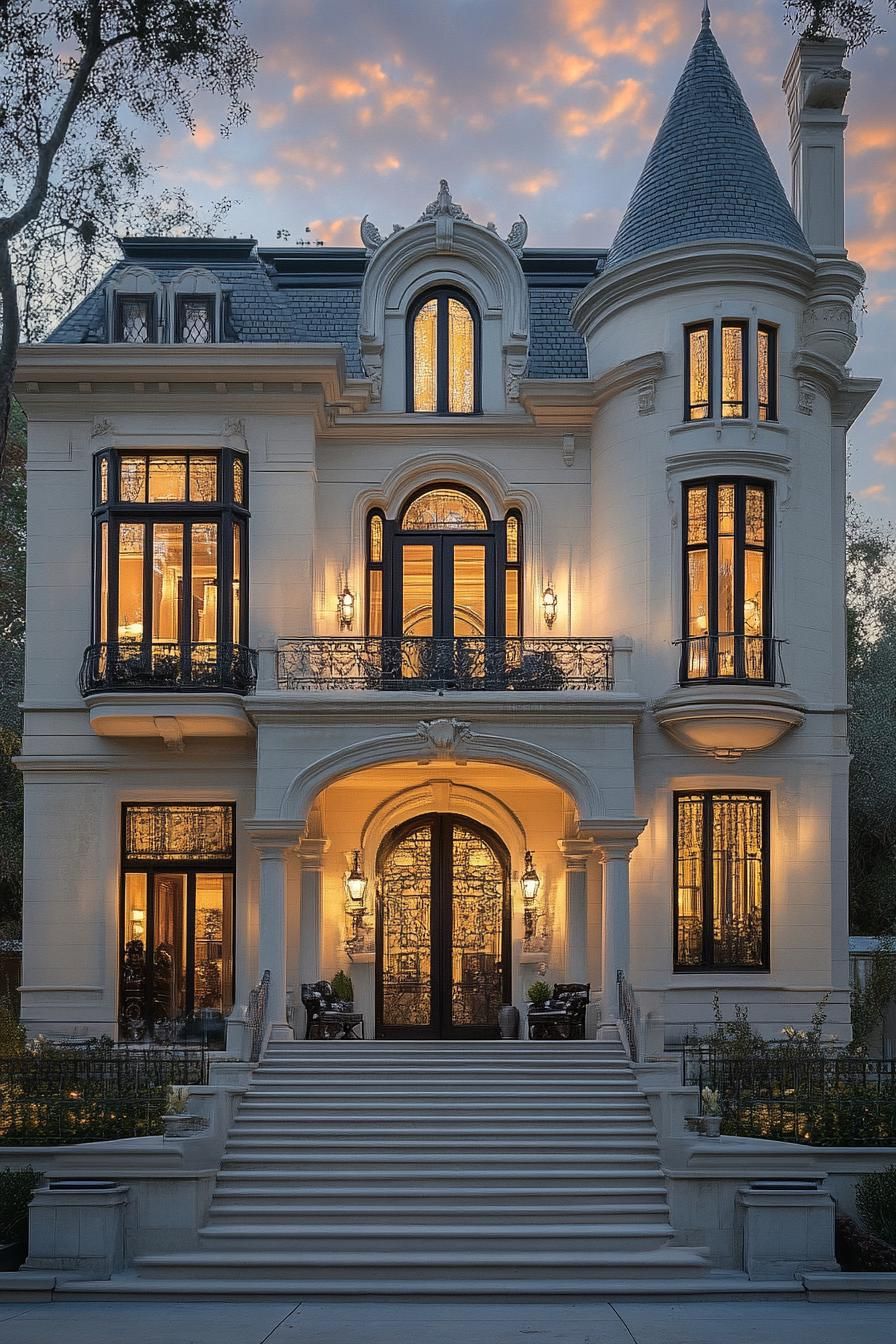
[557,839,594,985]
[298,838,329,988]
[248,822,303,1043]
[589,825,644,1025]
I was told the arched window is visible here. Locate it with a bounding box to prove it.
[407,288,480,415]
[366,487,522,642]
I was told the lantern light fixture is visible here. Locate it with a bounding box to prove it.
[520,850,541,905]
[345,849,368,905]
[337,577,355,629]
[542,582,558,629]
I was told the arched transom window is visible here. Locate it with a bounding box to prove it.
[408,288,479,415]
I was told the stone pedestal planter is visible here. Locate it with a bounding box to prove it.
[736,1182,839,1280]
[26,1181,128,1280]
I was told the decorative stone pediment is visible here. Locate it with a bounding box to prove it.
[415,718,474,761]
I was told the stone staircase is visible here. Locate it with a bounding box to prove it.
[135,1034,710,1296]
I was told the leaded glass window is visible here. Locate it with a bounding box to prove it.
[721,321,747,418]
[686,324,711,420]
[408,288,480,415]
[674,792,768,971]
[176,295,215,344]
[757,323,777,421]
[115,296,154,344]
[401,488,488,531]
[681,479,772,682]
[124,803,234,862]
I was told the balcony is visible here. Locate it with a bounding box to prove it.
[276,637,615,692]
[656,635,804,758]
[79,642,258,743]
[80,641,258,696]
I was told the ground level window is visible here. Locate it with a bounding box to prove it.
[674,791,769,971]
[120,803,235,1043]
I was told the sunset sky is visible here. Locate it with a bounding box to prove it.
[154,0,896,517]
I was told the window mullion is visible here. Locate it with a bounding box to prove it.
[707,482,719,678]
[703,794,714,969]
[734,482,746,678]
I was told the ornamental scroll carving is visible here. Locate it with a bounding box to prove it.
[801,300,857,367]
[415,718,474,760]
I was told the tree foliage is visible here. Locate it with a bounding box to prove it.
[786,0,896,47]
[846,499,896,935]
[0,0,258,471]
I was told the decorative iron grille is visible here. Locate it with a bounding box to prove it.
[124,804,234,863]
[277,636,614,691]
[247,969,270,1062]
[79,641,257,695]
[675,634,788,685]
[616,969,640,1062]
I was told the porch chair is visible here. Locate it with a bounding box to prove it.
[300,980,365,1040]
[527,982,590,1040]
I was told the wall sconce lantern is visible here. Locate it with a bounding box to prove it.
[542,582,558,629]
[337,577,355,630]
[520,850,541,906]
[345,849,368,905]
[344,849,369,958]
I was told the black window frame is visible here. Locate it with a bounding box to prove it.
[681,477,773,684]
[684,321,713,421]
[114,293,157,344]
[757,322,778,422]
[720,319,749,419]
[119,800,237,1039]
[91,447,250,663]
[673,790,771,973]
[174,293,217,345]
[406,286,482,416]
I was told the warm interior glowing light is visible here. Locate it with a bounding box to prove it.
[542,582,558,629]
[520,850,541,905]
[338,579,355,630]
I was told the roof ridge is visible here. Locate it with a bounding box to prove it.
[604,22,811,270]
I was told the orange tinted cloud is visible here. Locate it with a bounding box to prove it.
[329,76,366,100]
[192,121,215,149]
[306,216,363,246]
[252,167,283,190]
[562,0,682,66]
[852,234,896,271]
[869,398,896,427]
[873,434,896,466]
[852,124,896,154]
[512,171,558,196]
[857,483,888,498]
[375,154,401,174]
[258,104,287,129]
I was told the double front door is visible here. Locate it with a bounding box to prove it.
[376,815,511,1038]
[395,535,495,638]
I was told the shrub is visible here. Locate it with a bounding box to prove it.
[855,1165,896,1247]
[0,1000,24,1057]
[527,980,552,1007]
[0,1166,41,1244]
[836,1212,896,1272]
[331,970,354,1003]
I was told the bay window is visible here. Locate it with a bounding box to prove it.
[685,319,778,421]
[674,791,769,971]
[87,448,250,691]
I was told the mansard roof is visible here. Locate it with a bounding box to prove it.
[44,236,602,380]
[604,19,811,271]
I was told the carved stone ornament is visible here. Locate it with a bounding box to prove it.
[798,379,817,416]
[561,434,575,467]
[801,300,857,366]
[804,66,851,112]
[415,718,474,760]
[504,216,528,257]
[504,353,528,401]
[362,352,383,403]
[637,379,656,415]
[417,179,471,224]
[91,417,115,439]
[223,416,247,444]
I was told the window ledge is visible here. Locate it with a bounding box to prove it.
[669,418,788,439]
[653,682,805,757]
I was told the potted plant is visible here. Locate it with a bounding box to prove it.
[331,970,354,1008]
[527,980,552,1009]
[161,1085,207,1139]
[701,1086,723,1137]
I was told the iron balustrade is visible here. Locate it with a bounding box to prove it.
[247,969,270,1063]
[79,641,257,695]
[675,634,788,686]
[277,636,614,692]
[616,969,640,1062]
[680,1044,896,1145]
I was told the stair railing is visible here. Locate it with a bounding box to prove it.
[616,968,641,1062]
[247,969,271,1063]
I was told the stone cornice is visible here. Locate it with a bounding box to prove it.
[519,351,665,429]
[790,347,880,427]
[246,690,647,729]
[571,243,817,337]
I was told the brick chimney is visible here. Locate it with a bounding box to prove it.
[782,38,851,255]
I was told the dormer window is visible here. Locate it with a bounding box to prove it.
[176,294,215,344]
[115,295,155,344]
[407,288,479,415]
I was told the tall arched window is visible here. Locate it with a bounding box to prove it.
[407,288,480,415]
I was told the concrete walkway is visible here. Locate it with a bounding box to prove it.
[0,1299,894,1344]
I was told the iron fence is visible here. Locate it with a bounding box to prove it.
[247,970,270,1063]
[674,634,788,686]
[277,636,614,692]
[0,1041,208,1145]
[681,1044,896,1145]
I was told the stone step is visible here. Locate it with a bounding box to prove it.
[253,1065,635,1078]
[226,1122,657,1142]
[217,1158,664,1181]
[196,1222,677,1254]
[234,1105,652,1121]
[211,1176,670,1199]
[205,1200,672,1225]
[135,1246,711,1283]
[243,1085,644,1101]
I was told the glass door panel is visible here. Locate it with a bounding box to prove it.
[152,874,187,1028]
[452,544,486,636]
[450,824,505,1029]
[379,824,433,1031]
[400,544,434,679]
[193,873,233,1018]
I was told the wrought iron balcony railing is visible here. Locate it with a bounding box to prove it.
[277,636,614,692]
[675,634,788,687]
[79,641,258,696]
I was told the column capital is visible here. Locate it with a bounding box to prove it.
[297,836,331,867]
[579,818,647,862]
[244,818,304,855]
[557,838,595,870]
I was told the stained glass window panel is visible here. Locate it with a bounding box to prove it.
[369,513,383,562]
[401,488,487,531]
[124,803,234,862]
[505,569,520,638]
[148,456,187,502]
[119,299,151,343]
[179,299,213,344]
[686,486,707,545]
[746,487,765,545]
[98,522,108,644]
[99,456,109,503]
[721,323,746,417]
[506,514,519,563]
[368,568,383,637]
[232,457,245,505]
[189,456,218,502]
[232,524,241,643]
[450,826,504,1027]
[120,456,147,503]
[688,326,710,419]
[413,299,438,412]
[711,795,764,967]
[448,298,475,414]
[380,825,433,1029]
[191,523,218,643]
[758,326,775,421]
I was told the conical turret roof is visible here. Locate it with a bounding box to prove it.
[604,18,811,270]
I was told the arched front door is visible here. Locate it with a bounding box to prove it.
[375,815,511,1038]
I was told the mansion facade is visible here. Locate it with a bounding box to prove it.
[15,19,879,1049]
